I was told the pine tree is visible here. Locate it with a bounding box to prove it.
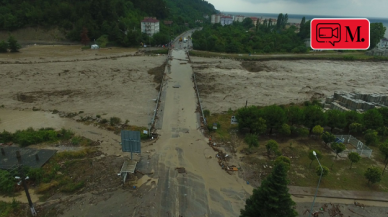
[240,162,298,217]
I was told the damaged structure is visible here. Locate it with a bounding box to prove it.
[323,92,388,112]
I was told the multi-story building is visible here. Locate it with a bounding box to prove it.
[234,15,245,22]
[141,17,160,36]
[211,14,221,24]
[220,15,233,26]
[249,17,258,26]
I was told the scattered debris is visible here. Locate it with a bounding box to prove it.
[175,167,186,173]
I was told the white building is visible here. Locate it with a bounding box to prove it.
[220,15,233,26]
[377,38,388,48]
[141,17,160,36]
[234,15,245,22]
[211,14,221,24]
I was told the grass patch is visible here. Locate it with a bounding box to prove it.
[0,127,74,147]
[206,110,237,141]
[145,49,169,55]
[0,200,23,217]
[189,50,388,61]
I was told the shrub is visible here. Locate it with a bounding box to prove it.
[343,55,355,61]
[110,117,121,126]
[71,136,82,145]
[203,109,210,118]
[96,35,109,48]
[58,128,74,140]
[96,115,101,118]
[297,127,309,137]
[7,36,21,52]
[278,123,291,136]
[364,129,379,146]
[244,134,259,149]
[27,168,44,183]
[0,130,13,143]
[0,170,15,194]
[364,167,382,184]
[13,128,58,147]
[316,165,329,177]
[0,40,8,53]
[100,118,108,124]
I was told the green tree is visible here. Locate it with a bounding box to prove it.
[316,165,329,177]
[7,35,21,52]
[364,129,379,146]
[364,167,382,185]
[370,23,386,49]
[331,142,346,158]
[263,105,287,134]
[349,123,363,134]
[363,109,384,130]
[379,142,388,174]
[377,107,388,126]
[236,106,266,134]
[297,127,309,138]
[0,40,8,53]
[0,170,15,194]
[274,156,291,170]
[286,106,304,126]
[266,140,279,157]
[312,125,324,138]
[240,162,298,217]
[245,134,259,149]
[345,111,362,132]
[303,106,327,134]
[348,152,361,169]
[322,131,335,145]
[242,18,254,29]
[326,110,347,132]
[279,123,291,137]
[308,150,322,168]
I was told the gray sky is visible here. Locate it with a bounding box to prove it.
[207,0,388,18]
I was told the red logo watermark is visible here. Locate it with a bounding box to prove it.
[310,18,370,50]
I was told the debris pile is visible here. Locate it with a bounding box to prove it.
[207,139,238,174]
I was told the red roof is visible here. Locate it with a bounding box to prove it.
[221,16,232,19]
[250,17,258,21]
[142,17,159,23]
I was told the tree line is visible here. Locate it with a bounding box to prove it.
[192,13,386,53]
[192,13,309,53]
[0,0,216,47]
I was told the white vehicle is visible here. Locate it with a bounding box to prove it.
[184,37,188,43]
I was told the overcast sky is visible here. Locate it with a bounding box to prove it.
[206,0,388,18]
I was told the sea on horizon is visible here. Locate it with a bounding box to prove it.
[225,12,388,38]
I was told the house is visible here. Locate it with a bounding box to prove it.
[211,14,221,24]
[220,15,233,26]
[234,15,245,22]
[249,17,258,26]
[141,17,160,36]
[164,20,173,26]
[377,38,388,48]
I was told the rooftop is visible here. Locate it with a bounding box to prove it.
[142,17,159,23]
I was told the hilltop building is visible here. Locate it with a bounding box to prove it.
[211,14,221,24]
[249,17,259,26]
[141,17,160,36]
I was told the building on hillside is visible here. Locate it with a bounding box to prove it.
[141,17,160,36]
[211,14,221,24]
[269,18,277,24]
[249,17,258,26]
[203,14,209,19]
[377,38,388,48]
[164,20,173,26]
[220,15,233,26]
[234,15,245,22]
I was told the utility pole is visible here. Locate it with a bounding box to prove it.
[16,151,37,216]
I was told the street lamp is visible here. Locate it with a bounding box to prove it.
[309,151,323,217]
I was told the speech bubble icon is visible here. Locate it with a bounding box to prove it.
[316,23,341,46]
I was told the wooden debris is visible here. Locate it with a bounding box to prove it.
[175,167,186,173]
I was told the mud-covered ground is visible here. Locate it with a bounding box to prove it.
[191,57,388,113]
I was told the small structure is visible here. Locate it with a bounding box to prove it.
[164,20,173,26]
[141,17,160,36]
[121,130,141,160]
[333,135,372,158]
[119,160,137,183]
[211,14,221,24]
[0,147,57,170]
[324,92,388,112]
[91,44,99,49]
[231,116,238,125]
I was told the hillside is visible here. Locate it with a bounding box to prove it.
[0,0,216,46]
